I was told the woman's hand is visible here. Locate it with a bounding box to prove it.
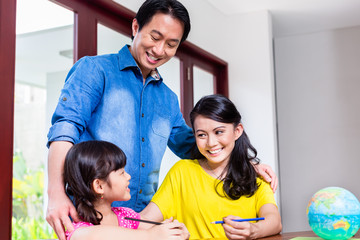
[222,205,282,240]
[222,215,254,240]
[177,219,190,239]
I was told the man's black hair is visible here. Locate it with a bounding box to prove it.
[135,0,191,43]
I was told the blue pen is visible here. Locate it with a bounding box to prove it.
[211,217,265,224]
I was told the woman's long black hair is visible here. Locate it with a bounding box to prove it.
[63,140,126,225]
[190,94,260,200]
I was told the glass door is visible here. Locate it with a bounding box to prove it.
[13,0,73,239]
[193,65,215,104]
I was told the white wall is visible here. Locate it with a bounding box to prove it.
[225,11,279,203]
[189,6,279,202]
[183,5,279,186]
[274,26,360,232]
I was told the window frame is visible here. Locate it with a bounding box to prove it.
[0,0,16,238]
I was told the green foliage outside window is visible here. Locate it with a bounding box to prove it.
[12,150,57,240]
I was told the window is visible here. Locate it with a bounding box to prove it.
[11,0,74,238]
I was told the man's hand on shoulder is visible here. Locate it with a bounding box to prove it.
[253,163,278,193]
[46,188,79,240]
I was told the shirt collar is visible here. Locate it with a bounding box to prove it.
[150,69,161,81]
[118,45,138,70]
[117,45,163,82]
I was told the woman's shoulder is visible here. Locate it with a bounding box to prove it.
[256,177,269,184]
[255,177,274,195]
[166,159,201,176]
[172,159,200,170]
[256,177,272,188]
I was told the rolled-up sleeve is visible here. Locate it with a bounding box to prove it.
[47,57,104,147]
[47,121,82,147]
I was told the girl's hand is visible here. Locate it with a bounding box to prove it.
[147,217,188,240]
[174,219,190,240]
[222,215,254,240]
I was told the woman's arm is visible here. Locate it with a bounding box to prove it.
[222,203,282,240]
[139,202,165,229]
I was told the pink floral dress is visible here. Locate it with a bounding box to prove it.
[66,207,140,240]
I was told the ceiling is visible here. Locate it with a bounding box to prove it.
[206,0,360,37]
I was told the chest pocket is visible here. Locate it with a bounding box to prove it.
[151,108,172,138]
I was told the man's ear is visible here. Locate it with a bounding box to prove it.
[132,18,139,38]
[92,179,105,195]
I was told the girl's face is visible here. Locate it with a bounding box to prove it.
[104,168,131,202]
[194,115,243,168]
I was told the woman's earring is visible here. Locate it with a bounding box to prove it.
[101,195,104,199]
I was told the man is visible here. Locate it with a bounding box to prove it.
[46,0,277,239]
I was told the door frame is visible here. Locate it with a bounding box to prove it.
[0,0,16,238]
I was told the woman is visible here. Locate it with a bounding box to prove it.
[141,94,282,239]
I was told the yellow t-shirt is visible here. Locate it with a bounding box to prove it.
[151,159,277,239]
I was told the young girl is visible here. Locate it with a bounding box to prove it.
[63,140,189,240]
[141,94,282,239]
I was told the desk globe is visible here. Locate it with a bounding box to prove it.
[307,187,360,240]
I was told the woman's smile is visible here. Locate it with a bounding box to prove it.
[194,115,243,168]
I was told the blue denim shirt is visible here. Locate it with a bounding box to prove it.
[47,45,195,211]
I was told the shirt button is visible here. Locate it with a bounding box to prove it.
[62,97,67,101]
[139,189,142,194]
[142,137,145,142]
[142,163,145,167]
[142,113,144,117]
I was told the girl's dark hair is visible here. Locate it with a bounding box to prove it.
[134,0,191,43]
[63,140,126,225]
[190,94,260,200]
